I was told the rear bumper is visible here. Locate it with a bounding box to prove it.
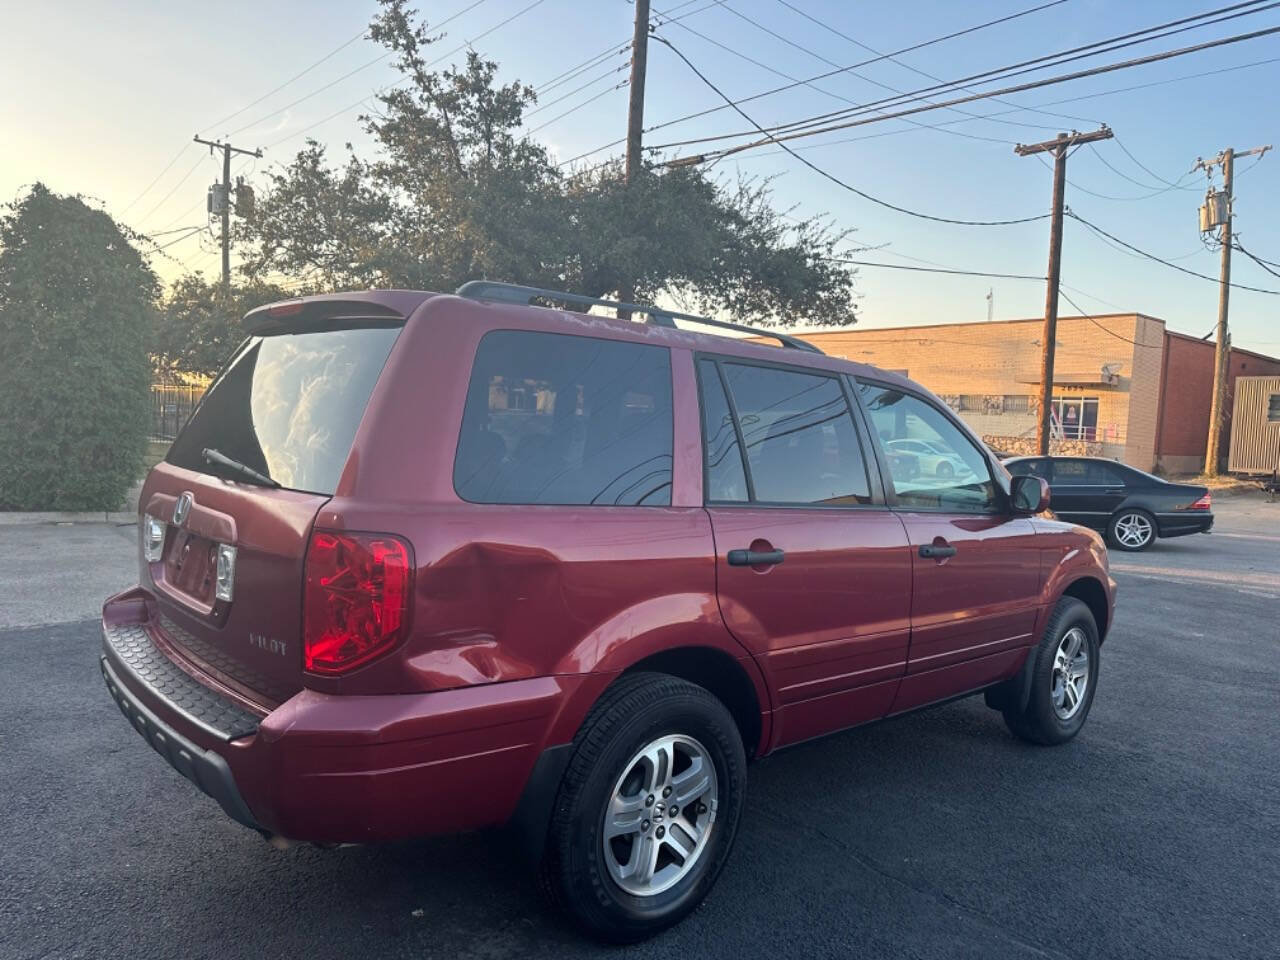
[101,590,579,844]
[1156,513,1214,538]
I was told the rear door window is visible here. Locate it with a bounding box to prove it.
[454,331,673,506]
[718,362,872,506]
[696,359,748,502]
[166,325,401,495]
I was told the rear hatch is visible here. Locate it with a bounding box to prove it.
[141,305,404,707]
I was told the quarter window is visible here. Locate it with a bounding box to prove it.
[454,331,673,506]
[857,382,996,511]
[696,360,748,502]
[717,362,872,505]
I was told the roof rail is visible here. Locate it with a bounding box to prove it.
[455,280,824,354]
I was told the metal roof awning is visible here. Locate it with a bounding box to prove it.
[1015,367,1122,387]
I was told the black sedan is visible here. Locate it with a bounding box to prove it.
[1003,456,1213,552]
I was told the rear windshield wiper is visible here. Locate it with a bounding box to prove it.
[202,447,281,488]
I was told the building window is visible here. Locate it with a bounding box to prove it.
[1051,396,1099,440]
[1268,393,1280,422]
[1003,395,1032,414]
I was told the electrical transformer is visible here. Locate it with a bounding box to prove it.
[1199,190,1227,232]
[207,183,229,216]
[234,180,255,219]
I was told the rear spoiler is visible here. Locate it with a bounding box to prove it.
[243,298,406,335]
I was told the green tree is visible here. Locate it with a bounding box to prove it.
[153,275,293,378]
[239,0,856,327]
[0,185,158,510]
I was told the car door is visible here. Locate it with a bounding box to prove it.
[698,357,913,748]
[1049,459,1127,527]
[854,379,1042,711]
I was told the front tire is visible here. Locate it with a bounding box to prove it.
[539,672,746,943]
[1003,597,1100,745]
[1107,508,1155,551]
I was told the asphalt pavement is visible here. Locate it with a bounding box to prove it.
[2,497,1277,959]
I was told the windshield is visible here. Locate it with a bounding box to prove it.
[166,324,401,494]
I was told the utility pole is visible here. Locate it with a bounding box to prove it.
[1015,126,1114,455]
[1195,143,1270,476]
[193,135,262,289]
[617,0,650,319]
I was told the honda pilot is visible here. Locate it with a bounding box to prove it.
[101,282,1116,942]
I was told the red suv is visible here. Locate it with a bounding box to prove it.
[102,282,1115,942]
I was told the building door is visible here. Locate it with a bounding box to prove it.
[855,380,1042,710]
[696,358,913,748]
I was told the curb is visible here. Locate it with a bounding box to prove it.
[0,511,136,526]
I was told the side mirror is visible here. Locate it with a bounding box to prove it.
[1011,474,1051,515]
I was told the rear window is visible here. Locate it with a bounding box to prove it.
[166,325,400,495]
[454,330,673,506]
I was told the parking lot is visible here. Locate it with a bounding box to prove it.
[2,495,1277,960]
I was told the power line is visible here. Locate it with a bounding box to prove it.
[119,143,193,216]
[555,0,1069,167]
[135,155,209,226]
[1067,209,1280,294]
[527,81,629,135]
[263,0,552,152]
[523,62,629,120]
[202,26,370,133]
[650,1,1280,153]
[670,21,1280,165]
[823,258,1047,280]
[683,5,1022,146]
[768,0,1095,133]
[653,35,1050,225]
[1233,240,1280,278]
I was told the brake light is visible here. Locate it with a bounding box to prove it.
[303,530,412,674]
[1188,493,1212,510]
[268,300,305,317]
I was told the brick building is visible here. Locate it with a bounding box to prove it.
[790,314,1280,473]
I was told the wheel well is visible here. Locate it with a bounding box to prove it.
[1062,577,1109,641]
[623,647,763,758]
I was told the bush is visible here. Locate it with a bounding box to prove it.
[0,185,159,511]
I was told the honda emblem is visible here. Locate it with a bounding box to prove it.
[173,492,193,527]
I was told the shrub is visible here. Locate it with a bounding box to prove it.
[0,185,159,511]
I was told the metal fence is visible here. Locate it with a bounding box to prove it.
[150,383,205,440]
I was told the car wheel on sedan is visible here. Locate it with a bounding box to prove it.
[1002,597,1100,746]
[539,672,746,943]
[935,460,954,479]
[1107,508,1156,551]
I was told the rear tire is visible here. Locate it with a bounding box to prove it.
[538,672,746,943]
[1003,597,1100,745]
[1107,508,1156,551]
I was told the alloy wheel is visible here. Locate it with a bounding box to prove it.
[602,734,718,897]
[1114,512,1153,549]
[1051,626,1090,720]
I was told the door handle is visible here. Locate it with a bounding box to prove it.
[919,543,957,559]
[1104,487,1125,495]
[728,548,785,567]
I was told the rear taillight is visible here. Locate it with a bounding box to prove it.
[142,513,165,562]
[303,530,412,675]
[1189,493,1212,510]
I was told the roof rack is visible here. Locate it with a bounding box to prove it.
[455,280,823,354]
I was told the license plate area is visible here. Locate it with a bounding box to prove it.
[162,528,221,609]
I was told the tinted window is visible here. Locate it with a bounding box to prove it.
[858,382,996,511]
[697,360,748,502]
[721,363,871,505]
[454,331,672,506]
[1009,458,1052,480]
[166,325,400,495]
[1052,459,1123,485]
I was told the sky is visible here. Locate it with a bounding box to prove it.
[2,0,1278,354]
